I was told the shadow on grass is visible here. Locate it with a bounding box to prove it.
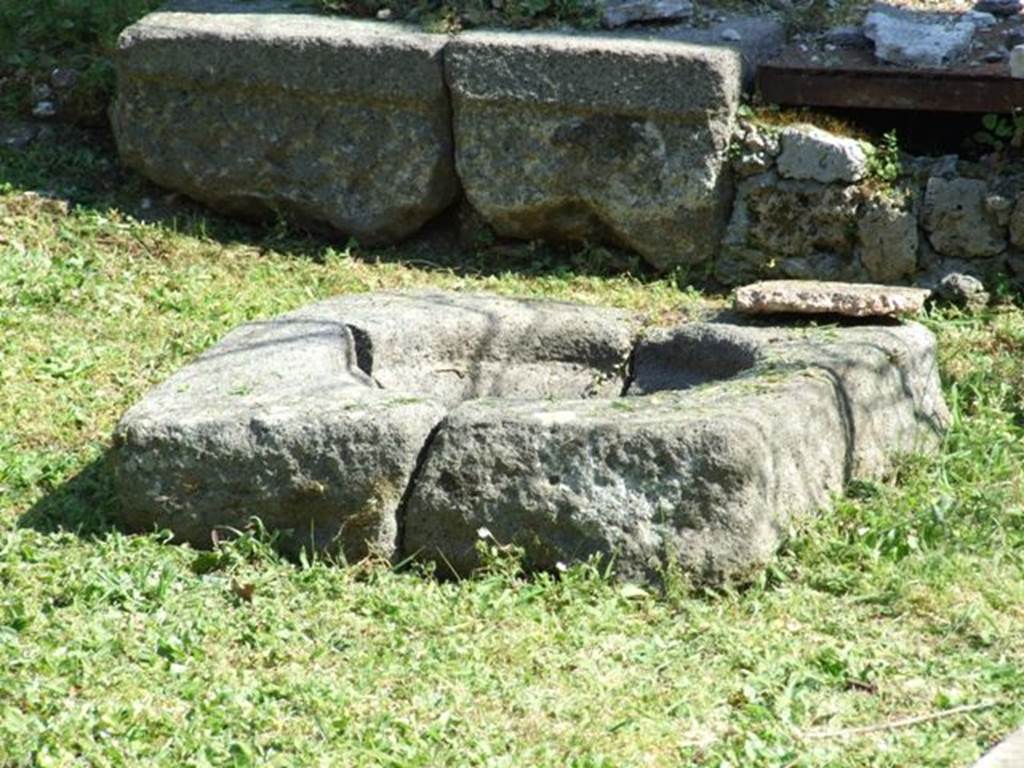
[17,453,122,539]
[0,117,702,287]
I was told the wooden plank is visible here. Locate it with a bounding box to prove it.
[757,64,1024,113]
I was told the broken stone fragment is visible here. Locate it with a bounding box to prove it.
[725,171,863,259]
[601,0,693,28]
[734,279,930,317]
[864,6,979,68]
[446,30,742,271]
[776,124,868,184]
[31,101,57,119]
[732,124,780,178]
[50,67,79,90]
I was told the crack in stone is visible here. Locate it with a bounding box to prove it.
[393,419,446,562]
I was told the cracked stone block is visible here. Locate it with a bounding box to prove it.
[111,0,457,243]
[115,291,948,584]
[404,320,948,583]
[446,31,742,271]
[112,292,639,561]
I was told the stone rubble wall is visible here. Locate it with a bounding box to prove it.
[114,0,1024,289]
[722,120,1024,289]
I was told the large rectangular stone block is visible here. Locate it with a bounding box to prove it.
[446,31,743,270]
[111,0,457,243]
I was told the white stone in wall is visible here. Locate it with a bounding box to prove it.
[776,124,868,184]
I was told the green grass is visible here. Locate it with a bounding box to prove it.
[2,0,1024,763]
[0,0,162,120]
[1,122,1024,767]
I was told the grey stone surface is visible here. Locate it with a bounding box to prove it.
[777,124,869,184]
[864,5,979,67]
[446,31,742,271]
[823,25,871,48]
[857,197,919,282]
[602,0,693,28]
[1009,193,1024,246]
[923,177,1007,258]
[647,15,787,86]
[734,279,930,317]
[113,291,639,560]
[724,172,863,259]
[403,321,948,583]
[111,0,457,244]
[309,291,640,407]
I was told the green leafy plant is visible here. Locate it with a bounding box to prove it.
[865,130,902,185]
[973,110,1024,156]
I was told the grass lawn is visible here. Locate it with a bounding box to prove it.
[2,2,1024,765]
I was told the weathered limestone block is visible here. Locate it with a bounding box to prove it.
[111,0,457,243]
[726,172,863,259]
[112,310,447,561]
[857,196,919,282]
[404,321,948,583]
[734,279,930,317]
[114,290,949,585]
[776,124,869,184]
[112,292,639,560]
[922,177,1006,258]
[446,31,742,271]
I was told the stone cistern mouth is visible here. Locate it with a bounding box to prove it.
[112,290,947,584]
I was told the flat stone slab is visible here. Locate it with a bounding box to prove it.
[734,280,931,317]
[114,291,948,583]
[446,31,742,271]
[111,0,457,243]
